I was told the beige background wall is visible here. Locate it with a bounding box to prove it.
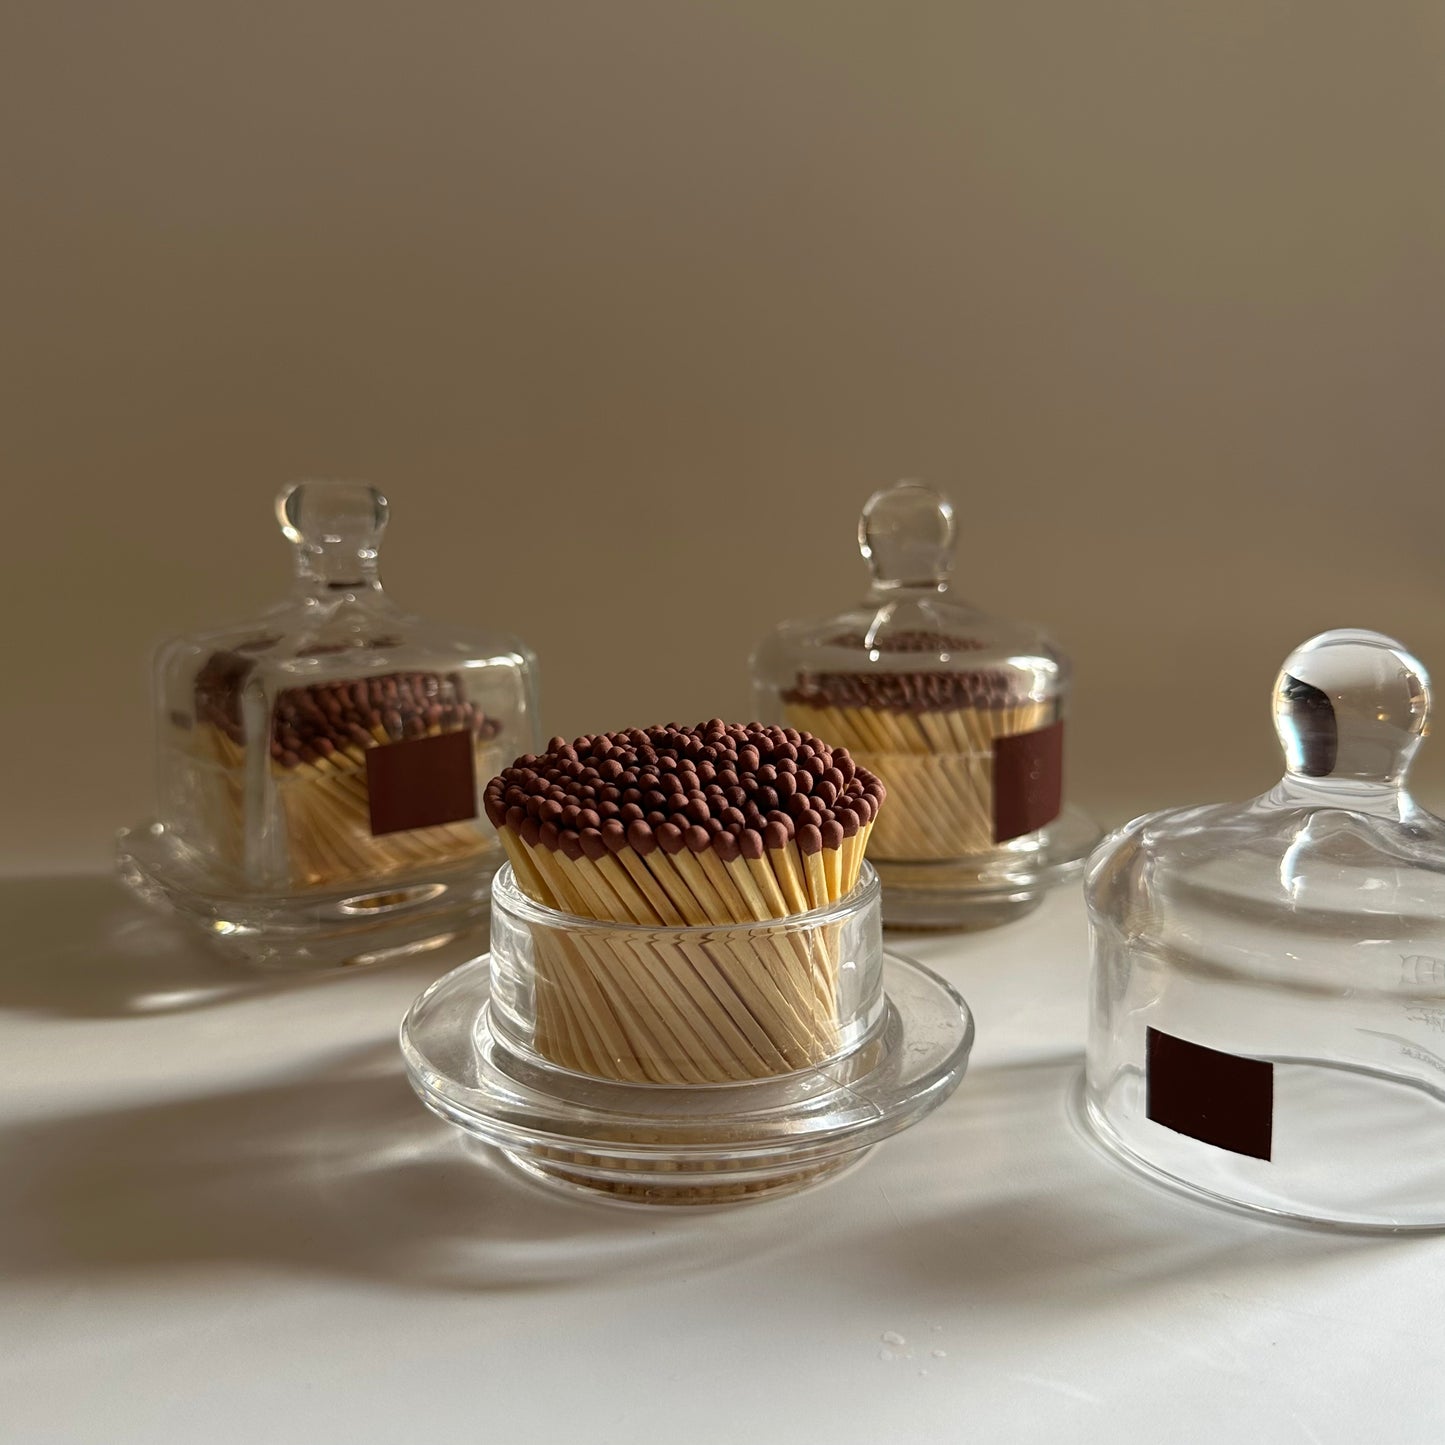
[4,2,1443,873]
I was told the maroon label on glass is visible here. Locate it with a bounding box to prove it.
[365,730,478,837]
[1146,1027,1273,1161]
[992,718,1064,843]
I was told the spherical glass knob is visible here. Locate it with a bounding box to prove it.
[858,480,955,591]
[1273,629,1429,786]
[276,480,389,588]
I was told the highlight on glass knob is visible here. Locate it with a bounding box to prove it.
[858,480,955,591]
[277,480,389,586]
[1273,628,1429,786]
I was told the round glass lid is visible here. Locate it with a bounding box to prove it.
[1085,628,1445,1230]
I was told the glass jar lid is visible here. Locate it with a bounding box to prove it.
[762,479,1065,689]
[1085,629,1445,1229]
[117,479,539,969]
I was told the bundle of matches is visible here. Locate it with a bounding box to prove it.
[192,652,503,888]
[483,720,884,1086]
[782,640,1052,861]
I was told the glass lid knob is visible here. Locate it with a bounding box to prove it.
[277,480,389,588]
[1274,629,1429,787]
[858,480,955,591]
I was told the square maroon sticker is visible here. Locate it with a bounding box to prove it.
[365,730,478,837]
[992,719,1064,843]
[1146,1027,1273,1161]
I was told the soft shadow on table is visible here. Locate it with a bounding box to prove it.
[0,1043,774,1294]
[820,1054,1413,1314]
[2,1041,1417,1304]
[0,877,484,1022]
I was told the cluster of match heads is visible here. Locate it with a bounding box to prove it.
[784,667,1028,714]
[483,720,885,920]
[191,652,498,766]
[269,674,499,769]
[783,629,1032,713]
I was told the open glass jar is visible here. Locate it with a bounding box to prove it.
[752,480,1099,929]
[117,481,540,969]
[1085,629,1445,1231]
[402,862,975,1206]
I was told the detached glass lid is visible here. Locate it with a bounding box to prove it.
[1085,629,1445,1230]
[752,479,1099,930]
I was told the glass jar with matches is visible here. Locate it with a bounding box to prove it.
[752,479,1101,930]
[117,480,540,969]
[401,721,975,1206]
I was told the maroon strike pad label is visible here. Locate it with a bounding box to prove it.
[992,719,1064,843]
[1146,1027,1274,1161]
[365,730,478,837]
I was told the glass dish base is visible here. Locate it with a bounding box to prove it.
[401,951,974,1208]
[871,805,1102,930]
[1080,1066,1445,1234]
[116,820,499,971]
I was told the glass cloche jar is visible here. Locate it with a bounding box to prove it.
[751,480,1099,929]
[1085,629,1445,1230]
[117,481,540,969]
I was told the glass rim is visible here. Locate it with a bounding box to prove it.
[492,859,880,935]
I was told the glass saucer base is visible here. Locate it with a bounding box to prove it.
[117,820,498,971]
[401,951,974,1208]
[502,1143,869,1209]
[871,805,1102,930]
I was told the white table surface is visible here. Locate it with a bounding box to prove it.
[3,875,1442,1445]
